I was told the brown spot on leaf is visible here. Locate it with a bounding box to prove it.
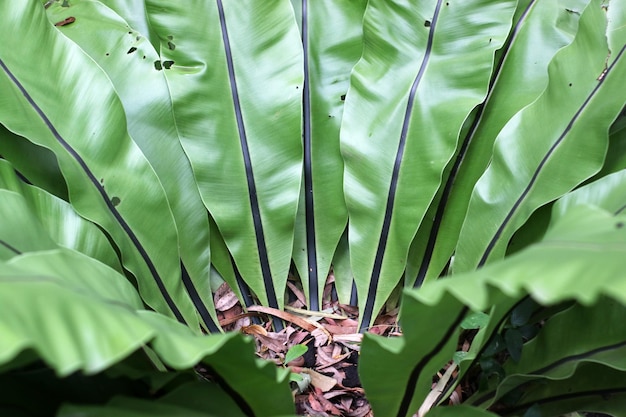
[54,16,75,26]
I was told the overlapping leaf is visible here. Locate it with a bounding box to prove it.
[407,0,590,285]
[290,0,366,310]
[0,0,197,327]
[0,251,294,416]
[0,125,67,199]
[341,0,517,330]
[140,0,303,322]
[468,298,626,411]
[360,205,626,416]
[44,0,219,331]
[453,0,626,272]
[0,161,121,270]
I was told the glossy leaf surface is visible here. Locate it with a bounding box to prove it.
[44,0,218,331]
[454,0,626,271]
[0,0,197,327]
[341,0,517,330]
[0,161,121,271]
[143,0,303,316]
[290,0,365,310]
[407,0,590,285]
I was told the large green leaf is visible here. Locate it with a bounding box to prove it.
[359,205,626,416]
[142,0,303,322]
[0,161,121,271]
[406,0,589,285]
[0,0,198,327]
[0,251,294,416]
[60,390,299,417]
[554,169,626,219]
[467,298,626,411]
[0,254,153,375]
[596,113,626,177]
[290,0,365,311]
[0,190,60,260]
[138,312,295,417]
[453,0,626,272]
[44,0,219,332]
[340,0,517,330]
[478,364,626,416]
[60,400,218,417]
[426,406,499,417]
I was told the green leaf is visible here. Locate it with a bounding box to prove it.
[454,0,626,272]
[553,169,626,219]
[0,190,60,258]
[60,397,223,417]
[359,205,626,416]
[44,0,219,332]
[461,311,490,330]
[0,125,68,200]
[425,406,499,417]
[331,227,355,305]
[341,0,517,331]
[284,344,308,365]
[510,297,539,328]
[0,258,153,375]
[0,161,121,271]
[290,0,365,311]
[158,381,249,417]
[470,298,626,409]
[487,363,626,416]
[143,0,303,321]
[596,118,626,178]
[0,0,198,327]
[408,0,589,285]
[0,249,293,415]
[504,328,523,363]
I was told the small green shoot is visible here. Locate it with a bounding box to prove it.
[283,344,308,366]
[461,311,490,330]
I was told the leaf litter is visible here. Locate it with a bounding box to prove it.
[210,271,478,416]
[214,271,382,416]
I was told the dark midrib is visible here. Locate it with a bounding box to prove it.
[301,0,320,311]
[0,239,21,255]
[215,1,282,330]
[181,262,220,332]
[478,43,626,267]
[533,339,626,375]
[14,168,34,185]
[201,363,256,417]
[0,58,186,324]
[501,387,626,416]
[471,304,626,407]
[232,257,261,325]
[359,0,443,332]
[414,0,537,287]
[396,306,468,417]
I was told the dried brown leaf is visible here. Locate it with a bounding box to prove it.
[214,282,239,311]
[302,368,337,393]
